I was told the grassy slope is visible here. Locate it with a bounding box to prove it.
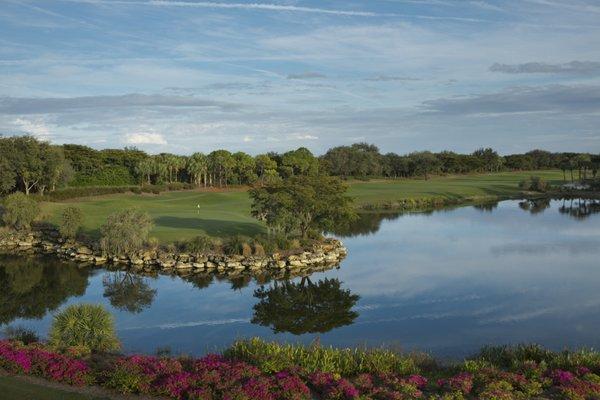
[41,189,264,243]
[0,376,108,400]
[39,170,564,243]
[347,170,564,207]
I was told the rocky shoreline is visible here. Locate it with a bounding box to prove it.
[0,227,347,276]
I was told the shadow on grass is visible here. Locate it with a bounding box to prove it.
[155,216,264,237]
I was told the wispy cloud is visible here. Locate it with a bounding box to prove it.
[365,75,420,82]
[490,61,600,75]
[59,0,392,17]
[422,85,600,116]
[0,94,242,114]
[287,72,327,80]
[125,132,167,145]
[58,0,489,22]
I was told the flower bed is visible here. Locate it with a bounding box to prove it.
[2,339,600,399]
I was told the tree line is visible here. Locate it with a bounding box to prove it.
[1,135,599,196]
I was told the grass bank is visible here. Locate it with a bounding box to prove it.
[347,170,565,208]
[38,170,565,243]
[0,375,108,400]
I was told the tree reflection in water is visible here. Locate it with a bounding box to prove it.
[0,256,89,325]
[252,277,359,335]
[330,212,401,237]
[559,198,600,220]
[518,198,551,214]
[102,271,157,313]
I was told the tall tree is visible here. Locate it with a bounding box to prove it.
[250,175,356,238]
[187,152,209,187]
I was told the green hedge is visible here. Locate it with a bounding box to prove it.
[70,165,136,187]
[38,182,196,201]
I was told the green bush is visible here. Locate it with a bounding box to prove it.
[223,235,250,255]
[49,303,120,353]
[519,176,549,192]
[224,338,421,376]
[70,165,136,187]
[43,186,137,201]
[180,234,214,254]
[59,206,84,239]
[100,208,153,256]
[1,192,40,230]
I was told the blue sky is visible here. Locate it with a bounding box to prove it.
[1,0,599,155]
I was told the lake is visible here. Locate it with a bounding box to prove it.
[1,198,599,358]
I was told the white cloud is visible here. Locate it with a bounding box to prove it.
[60,0,389,17]
[12,117,51,139]
[294,134,319,140]
[125,132,167,145]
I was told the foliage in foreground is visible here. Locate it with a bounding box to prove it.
[519,176,550,192]
[1,192,40,230]
[250,175,356,238]
[3,338,600,399]
[49,304,120,353]
[100,208,153,256]
[59,206,84,239]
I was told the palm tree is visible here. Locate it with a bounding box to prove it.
[49,303,120,352]
[136,158,154,184]
[187,153,208,187]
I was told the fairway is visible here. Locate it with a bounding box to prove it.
[347,170,565,206]
[41,189,265,243]
[40,170,565,243]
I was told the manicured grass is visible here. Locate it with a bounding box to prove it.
[39,170,565,243]
[0,376,108,400]
[40,189,265,243]
[347,170,565,207]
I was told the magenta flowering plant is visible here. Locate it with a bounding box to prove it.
[0,340,91,385]
[437,372,474,394]
[309,372,359,400]
[550,369,576,386]
[0,340,32,373]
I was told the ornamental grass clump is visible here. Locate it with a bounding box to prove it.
[49,303,120,353]
[224,338,420,376]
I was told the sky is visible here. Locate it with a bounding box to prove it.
[1,0,600,155]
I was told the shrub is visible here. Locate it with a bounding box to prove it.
[49,304,120,353]
[2,326,39,345]
[224,338,420,376]
[59,206,84,239]
[223,235,250,255]
[253,242,266,257]
[1,192,40,230]
[100,208,153,256]
[43,186,137,201]
[181,234,214,254]
[519,176,549,192]
[0,340,92,385]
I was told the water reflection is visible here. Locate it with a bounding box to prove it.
[0,256,89,324]
[331,212,401,237]
[558,198,600,220]
[252,278,359,335]
[2,198,600,357]
[518,198,551,214]
[336,197,597,237]
[102,272,157,313]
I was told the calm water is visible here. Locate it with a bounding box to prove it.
[1,198,599,358]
